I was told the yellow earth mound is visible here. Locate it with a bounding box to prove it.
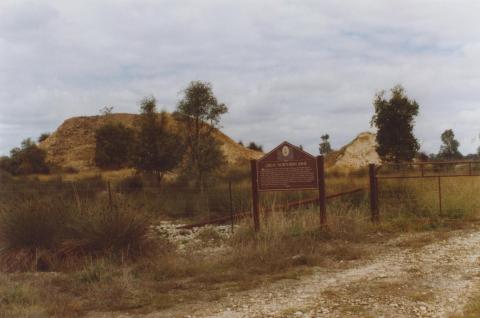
[39,113,262,171]
[326,132,381,170]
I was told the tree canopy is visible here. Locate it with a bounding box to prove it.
[94,122,134,169]
[174,81,228,188]
[371,85,420,162]
[438,129,462,160]
[130,97,184,182]
[0,139,49,175]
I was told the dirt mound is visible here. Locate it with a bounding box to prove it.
[39,113,262,171]
[326,132,381,170]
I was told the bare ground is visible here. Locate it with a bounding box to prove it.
[90,229,480,318]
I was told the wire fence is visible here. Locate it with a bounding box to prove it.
[372,160,480,217]
[0,174,371,227]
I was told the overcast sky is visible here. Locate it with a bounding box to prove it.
[2,0,480,156]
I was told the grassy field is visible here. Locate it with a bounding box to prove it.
[1,167,480,317]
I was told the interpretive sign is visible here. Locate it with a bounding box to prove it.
[257,142,318,191]
[250,141,326,231]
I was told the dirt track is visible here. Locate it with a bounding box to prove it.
[97,229,480,318]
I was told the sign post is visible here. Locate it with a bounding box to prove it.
[250,159,260,232]
[369,164,379,222]
[251,142,324,231]
[317,155,326,225]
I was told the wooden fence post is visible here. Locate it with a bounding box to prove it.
[369,164,379,222]
[250,160,260,232]
[316,156,326,225]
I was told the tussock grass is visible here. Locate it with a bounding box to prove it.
[0,196,153,271]
[64,200,154,260]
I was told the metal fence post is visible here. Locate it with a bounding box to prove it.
[438,176,442,214]
[369,164,379,222]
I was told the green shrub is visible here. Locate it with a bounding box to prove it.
[0,139,49,175]
[95,122,134,169]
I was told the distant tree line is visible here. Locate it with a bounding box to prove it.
[4,82,480,178]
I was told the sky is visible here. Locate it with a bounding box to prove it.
[2,0,480,156]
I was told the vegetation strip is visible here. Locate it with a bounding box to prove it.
[178,187,366,229]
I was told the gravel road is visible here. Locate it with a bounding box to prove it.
[95,229,480,318]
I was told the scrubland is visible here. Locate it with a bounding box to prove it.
[1,167,480,317]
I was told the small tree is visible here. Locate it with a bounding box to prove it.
[371,85,420,162]
[99,106,114,116]
[94,122,134,169]
[438,129,462,160]
[247,142,263,152]
[174,81,228,188]
[132,97,184,182]
[319,134,332,155]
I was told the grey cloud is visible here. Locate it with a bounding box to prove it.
[2,0,480,156]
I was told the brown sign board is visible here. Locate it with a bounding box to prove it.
[257,141,318,191]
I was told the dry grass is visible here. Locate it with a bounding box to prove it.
[0,204,378,316]
[451,283,480,318]
[453,298,480,318]
[2,170,480,315]
[0,194,154,272]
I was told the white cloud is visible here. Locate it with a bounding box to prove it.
[2,0,480,156]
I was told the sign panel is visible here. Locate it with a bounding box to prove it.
[257,141,318,191]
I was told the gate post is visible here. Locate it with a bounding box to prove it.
[369,164,379,222]
[316,156,326,225]
[250,160,260,232]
